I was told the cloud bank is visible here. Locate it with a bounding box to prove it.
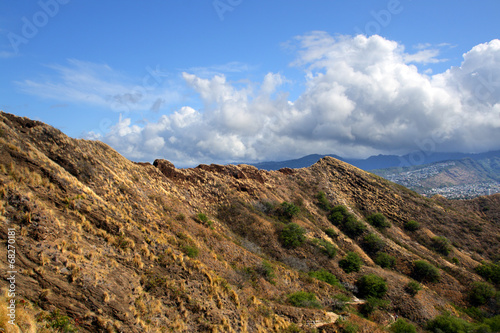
[20,33,500,166]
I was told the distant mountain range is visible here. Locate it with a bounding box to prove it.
[372,155,500,199]
[249,151,500,199]
[249,150,500,171]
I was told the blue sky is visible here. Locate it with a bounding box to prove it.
[1,1,500,167]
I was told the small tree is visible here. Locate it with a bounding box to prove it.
[356,274,388,299]
[339,252,363,273]
[413,260,440,282]
[367,213,391,229]
[279,223,306,248]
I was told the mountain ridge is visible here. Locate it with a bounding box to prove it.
[0,111,499,332]
[249,150,500,171]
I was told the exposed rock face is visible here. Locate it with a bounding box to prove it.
[0,111,499,332]
[153,159,186,180]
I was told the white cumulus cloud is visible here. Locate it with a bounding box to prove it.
[62,35,500,166]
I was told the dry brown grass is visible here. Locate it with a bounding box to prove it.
[0,291,38,333]
[1,112,499,332]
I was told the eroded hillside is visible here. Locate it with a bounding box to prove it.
[0,112,499,332]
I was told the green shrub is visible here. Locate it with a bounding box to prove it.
[426,313,473,333]
[367,213,391,229]
[390,318,417,333]
[405,281,422,296]
[342,215,367,238]
[314,239,337,258]
[287,291,322,309]
[375,252,396,269]
[413,260,440,282]
[331,205,348,216]
[362,233,386,254]
[475,261,500,285]
[44,310,78,332]
[432,236,452,256]
[282,323,302,333]
[196,212,209,223]
[182,245,199,258]
[339,252,363,273]
[328,211,344,225]
[328,205,348,225]
[308,269,341,287]
[462,306,487,322]
[469,281,496,306]
[325,228,338,239]
[276,201,300,221]
[327,206,367,237]
[340,322,358,333]
[404,220,420,231]
[484,315,500,332]
[316,191,332,211]
[356,274,388,299]
[279,223,306,248]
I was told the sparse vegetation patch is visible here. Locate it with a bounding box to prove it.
[286,291,322,309]
[308,269,341,287]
